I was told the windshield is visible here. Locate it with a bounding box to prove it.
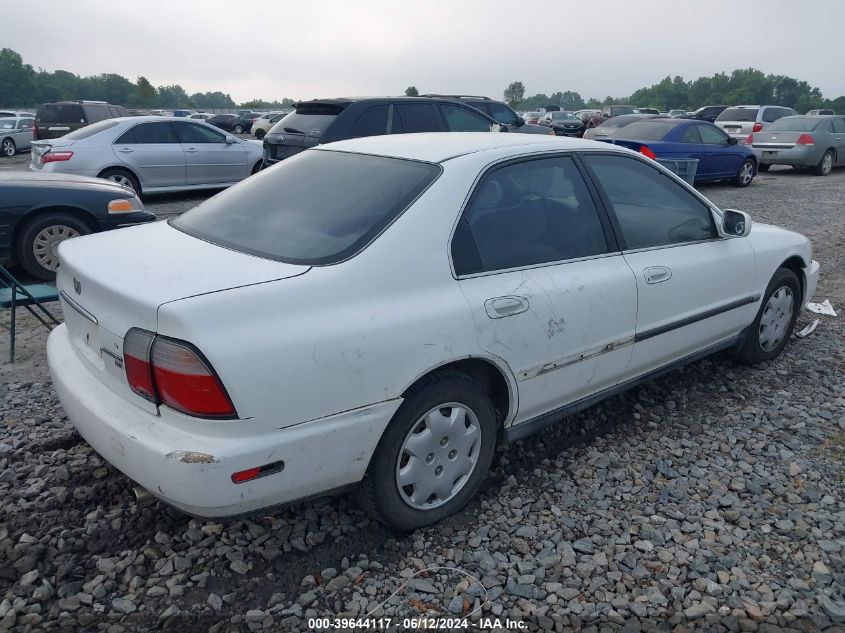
[717,108,759,122]
[552,112,578,120]
[612,107,639,116]
[62,119,119,140]
[767,117,821,132]
[603,116,641,129]
[172,150,441,265]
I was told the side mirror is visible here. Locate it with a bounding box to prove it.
[721,209,752,237]
[727,137,738,145]
[225,135,237,144]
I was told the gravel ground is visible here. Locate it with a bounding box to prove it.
[1,158,843,632]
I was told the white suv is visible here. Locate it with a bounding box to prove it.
[716,105,797,142]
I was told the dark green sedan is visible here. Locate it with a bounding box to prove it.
[0,172,155,279]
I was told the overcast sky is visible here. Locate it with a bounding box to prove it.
[6,0,845,102]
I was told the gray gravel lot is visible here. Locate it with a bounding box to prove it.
[1,154,843,632]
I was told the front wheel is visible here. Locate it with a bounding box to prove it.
[736,267,800,364]
[234,124,244,134]
[735,159,755,187]
[815,150,834,176]
[1,138,16,157]
[17,213,92,280]
[356,371,497,531]
[254,129,266,140]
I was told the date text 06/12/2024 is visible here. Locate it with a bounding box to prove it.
[306,617,528,630]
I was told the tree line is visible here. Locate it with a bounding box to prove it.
[503,69,845,113]
[0,48,294,109]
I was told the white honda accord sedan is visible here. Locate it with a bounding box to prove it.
[48,133,819,530]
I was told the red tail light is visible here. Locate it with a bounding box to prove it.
[752,122,763,133]
[123,328,236,418]
[42,151,74,164]
[32,121,39,138]
[746,134,754,145]
[639,145,657,160]
[796,134,815,146]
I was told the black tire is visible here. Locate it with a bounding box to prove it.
[99,168,141,196]
[758,163,770,172]
[736,267,801,364]
[734,159,755,187]
[234,124,244,134]
[815,149,834,176]
[251,161,263,175]
[254,129,266,140]
[17,212,92,280]
[1,137,16,157]
[356,371,497,531]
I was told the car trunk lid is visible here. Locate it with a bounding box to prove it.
[56,221,309,413]
[750,131,803,149]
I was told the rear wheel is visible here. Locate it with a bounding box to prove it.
[99,168,141,196]
[254,129,266,140]
[734,159,755,187]
[758,163,770,172]
[356,371,497,531]
[1,138,15,157]
[815,150,834,176]
[234,124,244,134]
[737,267,800,364]
[17,213,92,280]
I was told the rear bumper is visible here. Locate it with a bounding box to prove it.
[752,145,821,167]
[48,324,400,517]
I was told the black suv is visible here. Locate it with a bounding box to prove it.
[681,105,728,123]
[422,95,551,135]
[263,97,503,165]
[34,100,131,140]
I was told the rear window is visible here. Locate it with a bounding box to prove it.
[172,150,441,265]
[36,104,85,124]
[716,108,759,122]
[270,105,343,137]
[62,119,119,140]
[603,116,640,129]
[766,117,821,132]
[0,118,15,130]
[614,121,679,140]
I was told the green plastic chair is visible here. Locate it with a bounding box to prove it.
[0,265,61,363]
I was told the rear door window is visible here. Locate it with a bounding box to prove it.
[583,153,716,250]
[84,105,109,123]
[452,155,609,275]
[439,104,492,132]
[117,122,179,144]
[680,126,702,143]
[36,104,85,124]
[348,105,389,138]
[395,103,441,133]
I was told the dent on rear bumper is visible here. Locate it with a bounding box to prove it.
[47,324,401,517]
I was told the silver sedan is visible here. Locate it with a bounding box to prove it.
[1,117,34,156]
[750,115,845,176]
[29,116,265,195]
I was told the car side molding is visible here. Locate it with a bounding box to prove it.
[503,331,747,444]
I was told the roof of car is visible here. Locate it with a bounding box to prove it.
[319,132,616,163]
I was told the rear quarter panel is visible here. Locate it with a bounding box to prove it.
[156,159,519,428]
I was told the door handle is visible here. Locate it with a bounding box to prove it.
[484,296,529,319]
[117,147,133,153]
[185,147,199,153]
[644,266,672,284]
